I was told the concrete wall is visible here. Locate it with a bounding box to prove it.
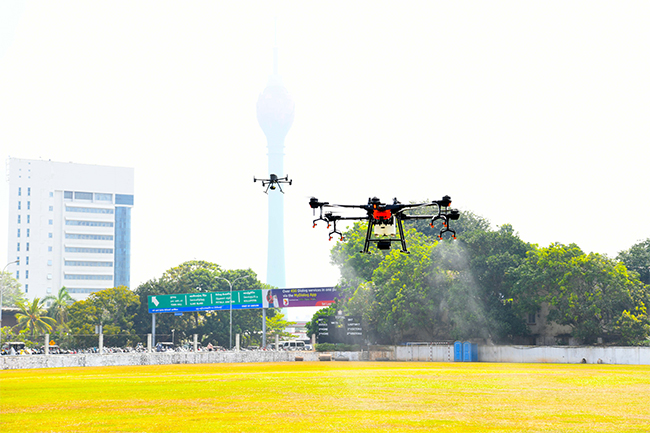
[0,351,320,370]
[3,345,650,370]
[478,345,650,365]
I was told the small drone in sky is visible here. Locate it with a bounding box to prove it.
[254,174,292,194]
[309,196,460,253]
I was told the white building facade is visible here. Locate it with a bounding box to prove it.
[6,158,134,301]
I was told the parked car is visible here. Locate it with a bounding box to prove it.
[1,342,25,355]
[279,340,306,351]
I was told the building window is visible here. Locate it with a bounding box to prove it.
[65,220,114,227]
[66,206,114,214]
[48,246,52,252]
[27,201,30,210]
[64,191,73,199]
[17,229,20,237]
[48,233,53,238]
[27,187,31,196]
[49,219,53,225]
[47,260,52,266]
[25,285,28,293]
[47,287,52,294]
[17,243,20,252]
[65,234,113,241]
[18,201,21,210]
[74,191,93,200]
[115,194,134,205]
[95,193,113,202]
[16,270,19,279]
[528,313,537,325]
[25,257,29,265]
[49,192,53,198]
[26,243,29,251]
[65,247,114,254]
[47,274,52,280]
[18,187,21,196]
[25,270,29,279]
[27,215,30,224]
[17,215,21,224]
[26,229,30,237]
[65,261,113,267]
[64,274,113,281]
[49,206,53,211]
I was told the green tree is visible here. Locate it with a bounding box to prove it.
[265,313,296,344]
[68,286,140,347]
[325,212,534,344]
[1,271,26,308]
[512,243,650,344]
[14,298,57,338]
[44,287,75,335]
[459,224,534,341]
[618,239,650,285]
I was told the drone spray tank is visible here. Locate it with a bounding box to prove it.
[256,34,294,298]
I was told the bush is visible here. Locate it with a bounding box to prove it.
[315,343,361,352]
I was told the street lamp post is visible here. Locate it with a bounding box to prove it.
[1,260,20,343]
[216,275,250,350]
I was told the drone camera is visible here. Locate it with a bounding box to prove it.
[449,209,460,220]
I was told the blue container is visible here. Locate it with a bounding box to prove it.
[463,342,478,362]
[454,341,462,362]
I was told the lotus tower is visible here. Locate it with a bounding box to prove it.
[256,41,294,290]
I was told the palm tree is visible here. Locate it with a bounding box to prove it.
[44,286,75,333]
[15,298,57,337]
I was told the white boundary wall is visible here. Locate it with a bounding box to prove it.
[3,346,650,369]
[391,344,650,364]
[478,345,650,365]
[0,351,320,370]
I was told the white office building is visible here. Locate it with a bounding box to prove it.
[6,158,134,301]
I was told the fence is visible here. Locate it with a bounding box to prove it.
[3,344,650,370]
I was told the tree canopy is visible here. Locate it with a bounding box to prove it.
[1,271,26,308]
[318,209,650,346]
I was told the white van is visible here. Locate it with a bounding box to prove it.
[279,340,305,351]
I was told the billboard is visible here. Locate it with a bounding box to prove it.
[317,315,364,345]
[266,287,340,309]
[148,287,339,314]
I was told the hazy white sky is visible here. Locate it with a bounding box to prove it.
[1,2,649,319]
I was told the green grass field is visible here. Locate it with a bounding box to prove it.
[2,361,649,432]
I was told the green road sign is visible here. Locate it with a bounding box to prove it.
[148,290,265,313]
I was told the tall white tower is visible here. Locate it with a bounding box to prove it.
[256,38,294,290]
